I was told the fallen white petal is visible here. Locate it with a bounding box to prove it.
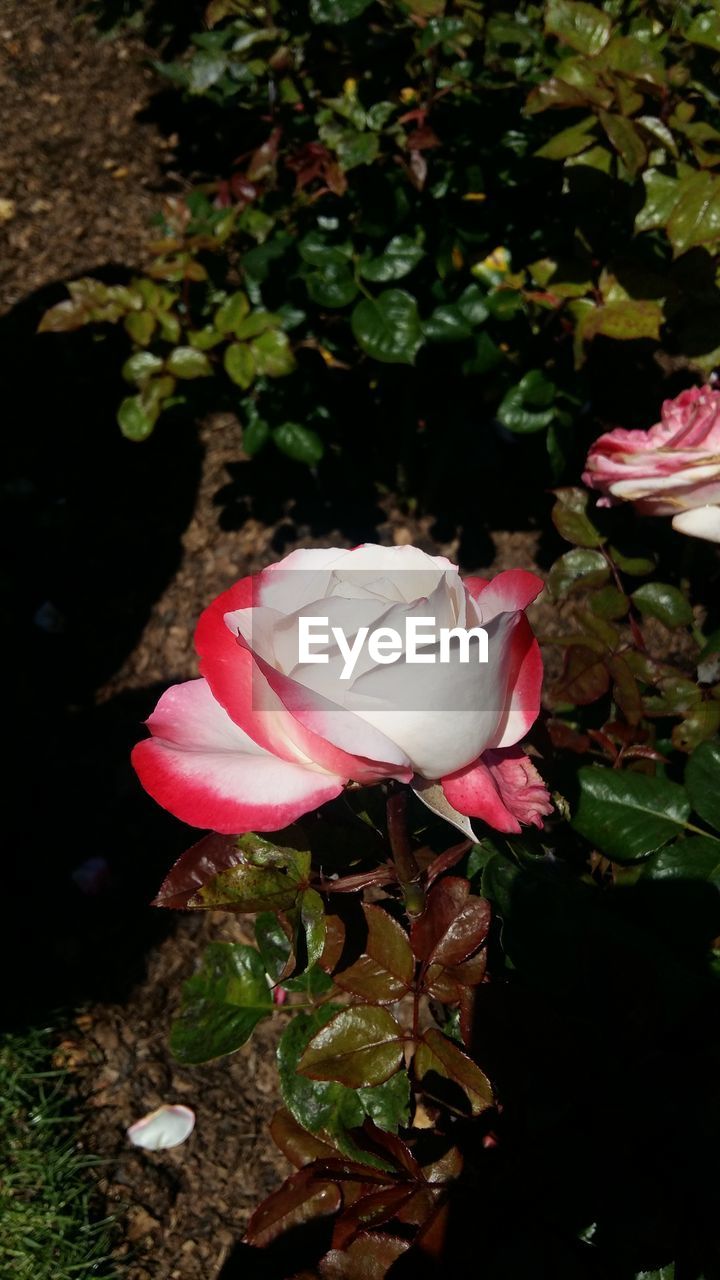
[127,1104,195,1151]
[672,505,720,544]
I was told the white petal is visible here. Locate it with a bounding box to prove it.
[672,505,720,543]
[412,778,478,840]
[127,1104,195,1151]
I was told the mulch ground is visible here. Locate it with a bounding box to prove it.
[1,7,549,1279]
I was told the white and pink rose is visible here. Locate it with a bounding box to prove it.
[132,545,551,837]
[583,386,720,543]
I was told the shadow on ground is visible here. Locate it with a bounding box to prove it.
[1,277,204,1024]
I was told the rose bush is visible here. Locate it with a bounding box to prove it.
[583,386,720,544]
[133,544,550,836]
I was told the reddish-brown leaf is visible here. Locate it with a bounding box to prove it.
[334,904,414,1003]
[152,833,240,908]
[319,912,346,974]
[555,644,610,705]
[245,1164,341,1247]
[318,1233,410,1279]
[269,1108,338,1169]
[415,1028,494,1116]
[332,1185,419,1251]
[410,877,491,967]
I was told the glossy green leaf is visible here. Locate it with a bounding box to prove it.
[358,235,425,282]
[305,265,358,308]
[251,329,296,376]
[642,835,720,885]
[255,911,293,983]
[273,421,324,465]
[298,1006,405,1088]
[166,346,212,379]
[686,11,720,52]
[170,942,272,1064]
[498,370,557,434]
[223,342,256,388]
[635,169,680,233]
[666,171,720,256]
[599,112,646,179]
[545,0,612,56]
[300,888,326,968]
[631,582,693,628]
[686,740,720,833]
[279,1007,409,1146]
[548,548,610,598]
[215,291,250,333]
[122,351,164,384]
[351,290,423,364]
[310,0,373,23]
[573,766,691,862]
[124,310,156,346]
[414,1028,493,1116]
[117,395,157,442]
[298,232,353,267]
[535,116,597,160]
[423,304,473,343]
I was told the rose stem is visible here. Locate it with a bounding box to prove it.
[386,785,425,918]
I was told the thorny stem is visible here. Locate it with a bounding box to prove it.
[386,784,425,919]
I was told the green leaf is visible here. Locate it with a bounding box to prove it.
[255,912,293,983]
[457,284,490,326]
[278,1007,409,1149]
[243,414,270,456]
[631,582,693,628]
[423,304,473,343]
[686,11,720,52]
[498,370,558,434]
[309,0,373,23]
[548,548,610,598]
[170,942,272,1065]
[223,342,256,389]
[635,169,680,234]
[351,290,423,365]
[551,487,605,548]
[235,310,281,340]
[545,0,612,56]
[666,171,720,256]
[251,329,296,376]
[590,585,628,619]
[300,889,326,968]
[336,130,380,169]
[298,232,353,267]
[186,835,311,912]
[610,547,655,576]
[580,300,663,344]
[166,346,212,379]
[117,395,157,442]
[642,836,720,885]
[298,1006,404,1088]
[122,351,164,384]
[215,291,250,333]
[686,740,720,833]
[599,112,646,179]
[273,422,324,465]
[124,310,156,346]
[573,766,691,863]
[414,1028,493,1116]
[535,116,597,160]
[305,265,358,308]
[358,236,425,283]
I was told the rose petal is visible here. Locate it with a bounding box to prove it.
[127,1104,195,1151]
[672,505,720,543]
